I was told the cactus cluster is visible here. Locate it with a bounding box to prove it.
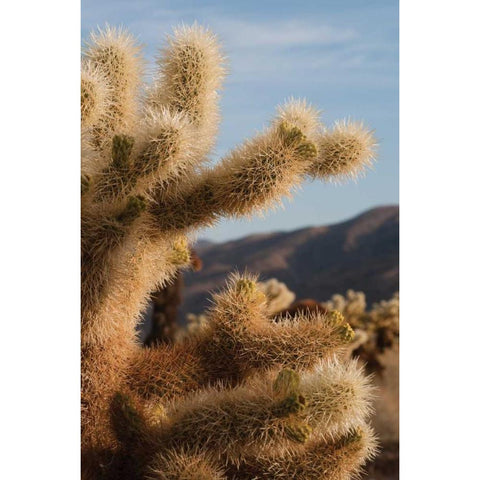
[81,23,378,479]
[257,278,297,315]
[326,290,400,371]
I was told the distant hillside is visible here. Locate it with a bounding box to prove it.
[182,205,399,316]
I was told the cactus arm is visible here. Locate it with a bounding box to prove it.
[83,25,143,149]
[147,114,319,233]
[126,275,355,405]
[234,425,378,479]
[147,24,226,164]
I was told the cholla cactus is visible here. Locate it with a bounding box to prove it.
[257,277,296,315]
[326,290,400,371]
[326,290,368,329]
[81,23,378,479]
[183,278,296,339]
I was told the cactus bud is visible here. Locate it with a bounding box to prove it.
[343,426,363,445]
[285,421,312,443]
[235,277,258,298]
[170,236,191,266]
[326,310,345,327]
[278,121,317,159]
[116,195,146,225]
[274,392,307,416]
[338,323,355,343]
[273,368,300,396]
[111,134,135,170]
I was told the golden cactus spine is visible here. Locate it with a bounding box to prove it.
[81,23,378,480]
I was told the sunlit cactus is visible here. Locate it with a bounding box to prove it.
[81,22,378,479]
[310,120,377,182]
[235,424,377,480]
[147,449,227,480]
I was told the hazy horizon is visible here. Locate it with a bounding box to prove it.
[82,0,398,242]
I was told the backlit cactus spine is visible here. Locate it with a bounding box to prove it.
[81,23,378,480]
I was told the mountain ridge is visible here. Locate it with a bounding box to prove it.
[182,205,399,316]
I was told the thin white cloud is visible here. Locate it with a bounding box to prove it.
[82,4,395,87]
[212,19,357,49]
[113,15,394,88]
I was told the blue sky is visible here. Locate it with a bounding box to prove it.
[82,0,398,242]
